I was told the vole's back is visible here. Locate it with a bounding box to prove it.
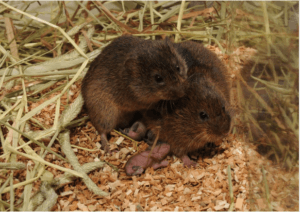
[82,35,188,111]
[81,35,188,152]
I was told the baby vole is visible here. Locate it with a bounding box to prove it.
[81,35,188,152]
[125,141,170,176]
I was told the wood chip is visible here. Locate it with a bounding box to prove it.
[165,192,172,197]
[129,204,136,211]
[257,198,266,209]
[183,187,191,195]
[161,199,168,206]
[126,189,132,196]
[115,136,124,145]
[134,189,139,197]
[60,191,73,196]
[191,196,201,201]
[235,198,244,210]
[88,205,96,211]
[77,202,88,211]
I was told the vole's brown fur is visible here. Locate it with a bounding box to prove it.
[155,41,231,166]
[124,72,231,173]
[174,41,229,101]
[147,72,231,167]
[81,35,188,152]
[123,41,231,168]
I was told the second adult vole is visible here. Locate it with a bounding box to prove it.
[81,35,188,152]
[150,72,231,167]
[124,72,231,175]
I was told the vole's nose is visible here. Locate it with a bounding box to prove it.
[179,72,188,81]
[166,87,185,100]
[173,87,185,99]
[221,113,231,134]
[180,72,188,80]
[215,112,231,136]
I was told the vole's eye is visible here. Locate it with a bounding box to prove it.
[176,65,180,72]
[154,74,164,84]
[199,111,209,121]
[222,106,225,112]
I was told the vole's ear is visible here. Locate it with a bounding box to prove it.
[164,36,179,56]
[164,36,171,45]
[125,58,138,70]
[188,72,203,84]
[125,58,140,77]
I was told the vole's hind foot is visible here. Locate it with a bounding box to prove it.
[100,133,111,154]
[181,155,197,168]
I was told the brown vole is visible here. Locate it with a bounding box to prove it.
[124,41,231,174]
[125,73,231,175]
[81,35,188,152]
[151,72,231,167]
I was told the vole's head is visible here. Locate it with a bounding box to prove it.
[174,40,230,102]
[125,37,188,104]
[163,73,231,153]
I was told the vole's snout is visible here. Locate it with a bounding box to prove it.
[214,111,231,137]
[176,88,185,98]
[179,72,188,82]
[180,71,188,80]
[167,87,185,99]
[221,113,231,135]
